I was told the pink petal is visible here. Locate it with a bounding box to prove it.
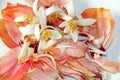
[64,41,87,57]
[7,60,30,80]
[5,20,22,45]
[0,47,21,79]
[93,58,120,73]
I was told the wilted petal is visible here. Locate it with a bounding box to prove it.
[78,18,96,26]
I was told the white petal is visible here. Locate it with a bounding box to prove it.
[70,30,78,43]
[18,40,30,63]
[19,24,34,36]
[64,1,75,17]
[27,47,34,57]
[45,39,57,48]
[78,18,96,26]
[32,0,38,16]
[59,21,67,28]
[34,24,40,40]
[14,16,25,22]
[38,7,47,29]
[50,30,62,39]
[76,14,83,19]
[93,35,104,48]
[60,13,72,21]
[45,4,62,16]
[38,40,47,50]
[64,25,70,33]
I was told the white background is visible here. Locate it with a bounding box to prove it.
[0,0,120,80]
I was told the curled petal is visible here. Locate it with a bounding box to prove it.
[32,0,39,16]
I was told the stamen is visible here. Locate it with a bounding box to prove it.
[47,12,61,24]
[24,15,34,23]
[41,29,52,40]
[68,20,78,33]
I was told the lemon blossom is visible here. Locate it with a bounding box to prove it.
[59,15,96,42]
[38,26,62,50]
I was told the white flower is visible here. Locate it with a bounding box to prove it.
[59,15,96,43]
[38,26,62,50]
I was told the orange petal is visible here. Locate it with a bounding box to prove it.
[2,2,34,21]
[81,8,114,49]
[0,18,21,48]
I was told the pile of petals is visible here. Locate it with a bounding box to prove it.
[0,0,120,80]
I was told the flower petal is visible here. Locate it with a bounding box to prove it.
[78,18,96,26]
[45,39,57,48]
[34,24,40,40]
[38,7,47,29]
[50,30,62,39]
[92,58,120,73]
[64,0,75,17]
[19,24,34,36]
[45,4,62,16]
[32,0,39,16]
[0,47,21,79]
[70,30,78,43]
[38,40,47,50]
[59,21,67,28]
[14,16,25,22]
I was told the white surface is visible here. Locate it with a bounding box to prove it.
[0,0,120,80]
